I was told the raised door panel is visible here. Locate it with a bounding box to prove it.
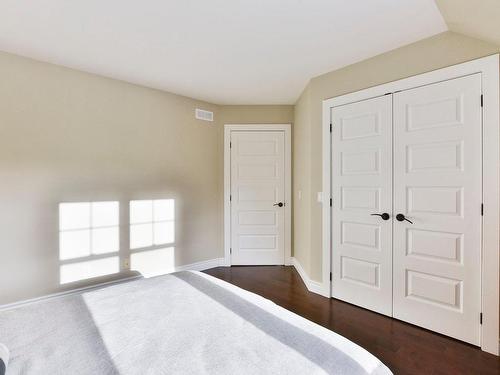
[341,150,380,175]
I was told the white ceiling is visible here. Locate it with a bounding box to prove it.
[0,0,447,104]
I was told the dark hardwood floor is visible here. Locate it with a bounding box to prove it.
[204,265,500,375]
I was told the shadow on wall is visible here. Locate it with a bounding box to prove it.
[58,199,176,285]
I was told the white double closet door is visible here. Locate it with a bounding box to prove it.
[331,74,482,345]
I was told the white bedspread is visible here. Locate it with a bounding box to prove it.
[0,271,392,374]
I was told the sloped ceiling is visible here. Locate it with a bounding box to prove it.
[436,0,500,46]
[0,0,446,104]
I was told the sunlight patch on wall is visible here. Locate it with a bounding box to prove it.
[129,199,175,277]
[59,201,119,284]
[130,199,175,249]
[59,201,119,259]
[60,257,119,284]
[130,247,175,277]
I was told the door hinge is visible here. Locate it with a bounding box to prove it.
[230,194,232,202]
[480,312,483,325]
[230,248,232,254]
[230,141,232,148]
[481,94,484,107]
[330,272,332,281]
[481,203,484,216]
[330,123,332,132]
[330,198,332,207]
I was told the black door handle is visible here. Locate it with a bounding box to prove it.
[371,213,390,221]
[396,214,413,224]
[273,202,284,207]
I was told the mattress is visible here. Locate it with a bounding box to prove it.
[0,271,391,374]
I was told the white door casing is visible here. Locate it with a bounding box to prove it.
[229,130,287,265]
[330,95,393,316]
[392,74,482,345]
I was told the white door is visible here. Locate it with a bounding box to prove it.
[230,131,285,265]
[330,95,393,316]
[393,74,482,345]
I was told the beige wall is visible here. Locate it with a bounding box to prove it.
[293,31,500,280]
[0,50,293,304]
[292,86,312,269]
[218,105,293,125]
[436,0,500,46]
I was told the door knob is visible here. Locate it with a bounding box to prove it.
[273,202,284,207]
[371,213,390,221]
[396,214,413,224]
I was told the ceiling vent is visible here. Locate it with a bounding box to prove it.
[195,108,214,122]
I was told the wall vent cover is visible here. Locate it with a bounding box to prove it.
[195,108,214,122]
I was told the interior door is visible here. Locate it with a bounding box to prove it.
[230,131,285,265]
[330,95,393,316]
[393,74,482,345]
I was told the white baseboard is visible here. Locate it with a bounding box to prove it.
[175,257,225,272]
[0,274,142,312]
[0,257,224,312]
[291,257,329,298]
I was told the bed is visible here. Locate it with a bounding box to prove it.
[0,271,391,374]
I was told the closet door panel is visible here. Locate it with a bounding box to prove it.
[393,74,482,345]
[331,95,393,316]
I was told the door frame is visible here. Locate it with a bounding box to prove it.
[322,54,500,355]
[223,124,292,267]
